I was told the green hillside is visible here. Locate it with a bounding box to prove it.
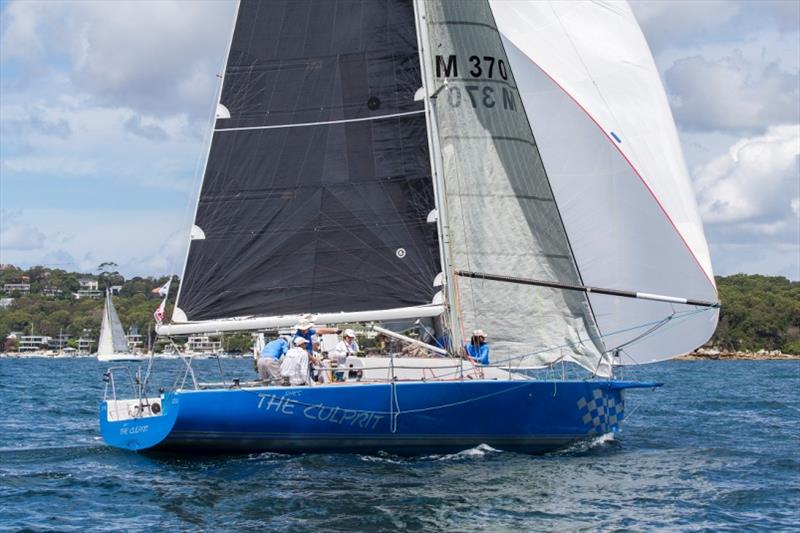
[1,266,798,354]
[713,274,800,354]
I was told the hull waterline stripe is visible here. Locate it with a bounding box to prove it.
[456,270,719,308]
[214,110,426,132]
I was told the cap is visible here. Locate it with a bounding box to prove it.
[294,318,314,331]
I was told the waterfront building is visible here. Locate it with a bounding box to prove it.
[185,335,222,354]
[126,326,144,353]
[19,335,52,352]
[77,337,95,354]
[0,297,14,309]
[48,334,71,351]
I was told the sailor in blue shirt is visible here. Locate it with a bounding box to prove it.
[292,318,340,355]
[257,336,290,381]
[261,337,290,359]
[465,329,490,365]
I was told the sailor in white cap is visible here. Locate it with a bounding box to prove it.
[292,316,340,356]
[330,328,360,366]
[465,329,490,365]
[280,336,313,386]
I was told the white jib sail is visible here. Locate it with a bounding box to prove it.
[421,0,611,376]
[97,291,130,356]
[489,0,719,364]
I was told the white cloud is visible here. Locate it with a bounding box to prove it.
[1,0,797,283]
[0,208,190,276]
[1,97,203,190]
[758,0,800,33]
[123,115,169,142]
[1,0,236,117]
[665,52,799,133]
[631,0,740,54]
[710,242,800,280]
[0,213,46,251]
[694,124,800,226]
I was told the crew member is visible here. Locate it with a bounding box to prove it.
[281,337,312,386]
[330,328,359,365]
[465,329,490,365]
[257,336,289,382]
[292,317,340,355]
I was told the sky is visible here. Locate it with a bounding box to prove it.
[0,0,798,282]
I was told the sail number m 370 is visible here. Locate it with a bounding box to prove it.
[436,55,508,80]
[435,54,517,111]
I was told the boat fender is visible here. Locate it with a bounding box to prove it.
[151,402,161,415]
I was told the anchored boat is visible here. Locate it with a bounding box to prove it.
[100,0,719,454]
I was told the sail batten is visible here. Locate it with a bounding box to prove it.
[214,109,426,132]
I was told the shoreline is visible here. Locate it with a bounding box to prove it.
[678,349,799,361]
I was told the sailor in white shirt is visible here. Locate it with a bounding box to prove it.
[280,337,312,386]
[330,328,359,365]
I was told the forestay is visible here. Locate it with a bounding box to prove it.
[420,0,611,376]
[489,0,719,364]
[173,0,441,324]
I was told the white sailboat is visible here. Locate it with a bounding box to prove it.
[97,290,144,363]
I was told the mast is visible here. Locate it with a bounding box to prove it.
[412,0,463,354]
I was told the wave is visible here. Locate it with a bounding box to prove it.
[0,443,110,465]
[358,443,503,464]
[549,432,617,456]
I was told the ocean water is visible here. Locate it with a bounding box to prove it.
[0,358,798,531]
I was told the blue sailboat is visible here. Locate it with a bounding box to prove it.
[100,0,719,454]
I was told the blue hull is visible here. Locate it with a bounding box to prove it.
[100,380,655,455]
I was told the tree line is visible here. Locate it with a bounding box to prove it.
[1,266,798,354]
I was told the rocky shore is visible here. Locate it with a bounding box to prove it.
[679,348,800,360]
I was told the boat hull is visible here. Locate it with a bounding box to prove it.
[100,380,654,455]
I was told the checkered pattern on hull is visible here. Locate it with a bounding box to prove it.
[577,388,624,436]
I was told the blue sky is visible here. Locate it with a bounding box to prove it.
[1,0,798,280]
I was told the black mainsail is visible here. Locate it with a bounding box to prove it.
[175,0,440,322]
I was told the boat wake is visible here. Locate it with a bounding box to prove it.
[428,443,502,461]
[358,443,502,464]
[550,433,617,456]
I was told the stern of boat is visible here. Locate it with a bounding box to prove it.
[99,393,178,451]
